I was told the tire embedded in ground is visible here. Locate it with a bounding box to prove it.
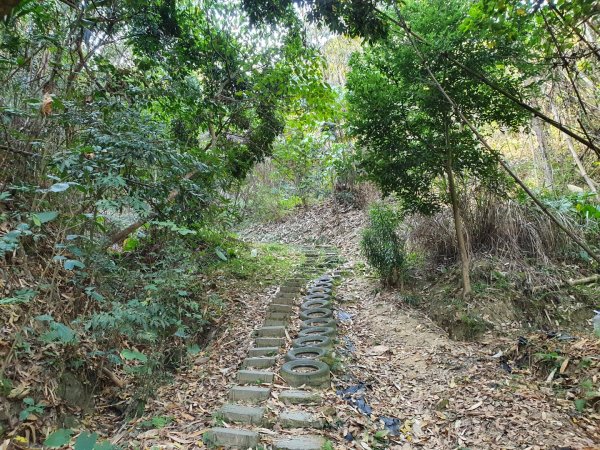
[307,287,331,294]
[301,299,331,310]
[281,359,330,388]
[285,346,327,361]
[300,318,337,329]
[300,307,333,321]
[298,326,336,338]
[292,335,332,349]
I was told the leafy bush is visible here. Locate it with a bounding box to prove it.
[360,203,406,286]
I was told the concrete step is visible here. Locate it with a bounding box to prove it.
[228,385,271,403]
[237,369,274,384]
[220,403,265,425]
[242,356,277,369]
[248,347,279,357]
[279,410,323,429]
[264,319,288,327]
[255,326,286,337]
[204,427,259,448]
[268,304,294,313]
[273,435,326,450]
[266,311,290,320]
[279,390,322,405]
[255,337,285,347]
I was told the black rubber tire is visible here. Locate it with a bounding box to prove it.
[301,318,337,329]
[292,335,332,349]
[304,293,330,301]
[317,276,333,282]
[298,326,336,338]
[285,346,327,361]
[281,359,330,387]
[307,287,332,295]
[301,299,331,310]
[299,307,333,321]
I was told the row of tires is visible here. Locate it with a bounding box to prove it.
[280,275,337,388]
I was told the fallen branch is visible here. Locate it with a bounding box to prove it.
[533,274,600,293]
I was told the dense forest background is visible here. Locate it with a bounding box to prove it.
[0,0,599,447]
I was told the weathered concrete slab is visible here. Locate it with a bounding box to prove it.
[265,311,289,320]
[255,337,285,347]
[264,319,288,327]
[279,390,322,405]
[204,427,258,448]
[236,369,274,384]
[279,410,323,428]
[242,356,277,369]
[228,385,271,402]
[220,403,265,425]
[248,347,279,357]
[273,435,326,450]
[268,304,294,313]
[255,326,286,337]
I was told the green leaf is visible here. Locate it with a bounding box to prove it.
[215,247,228,261]
[48,182,72,193]
[33,211,58,224]
[64,259,86,270]
[44,429,73,447]
[74,432,98,450]
[187,344,201,355]
[120,349,148,363]
[93,441,116,450]
[574,398,586,412]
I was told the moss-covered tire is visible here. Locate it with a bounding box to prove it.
[301,299,331,310]
[299,308,333,321]
[304,293,330,301]
[317,276,333,282]
[285,346,327,361]
[292,335,332,349]
[298,326,336,338]
[301,318,337,329]
[308,286,332,294]
[281,359,330,388]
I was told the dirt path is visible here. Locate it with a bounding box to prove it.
[327,273,598,449]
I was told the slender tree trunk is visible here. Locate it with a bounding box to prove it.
[532,116,555,190]
[551,102,598,197]
[444,121,471,297]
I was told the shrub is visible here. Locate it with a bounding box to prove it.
[360,203,406,286]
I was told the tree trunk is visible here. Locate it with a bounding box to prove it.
[444,118,471,297]
[532,116,555,190]
[446,162,472,297]
[550,102,598,197]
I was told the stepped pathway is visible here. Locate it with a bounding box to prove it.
[204,247,343,449]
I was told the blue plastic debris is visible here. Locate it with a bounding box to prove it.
[337,309,353,322]
[337,382,402,435]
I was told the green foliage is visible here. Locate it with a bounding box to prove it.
[19,397,45,421]
[347,0,530,214]
[360,203,406,286]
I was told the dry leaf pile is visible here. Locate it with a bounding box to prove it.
[321,274,599,449]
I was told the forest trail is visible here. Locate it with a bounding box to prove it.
[101,239,598,449]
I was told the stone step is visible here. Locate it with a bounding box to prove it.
[242,356,277,369]
[248,347,279,357]
[204,427,259,448]
[264,319,288,327]
[268,304,294,313]
[279,410,323,429]
[273,296,297,306]
[255,337,285,347]
[255,326,286,337]
[279,390,322,405]
[266,311,290,320]
[228,385,271,402]
[237,369,274,384]
[273,435,326,450]
[220,403,265,425]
